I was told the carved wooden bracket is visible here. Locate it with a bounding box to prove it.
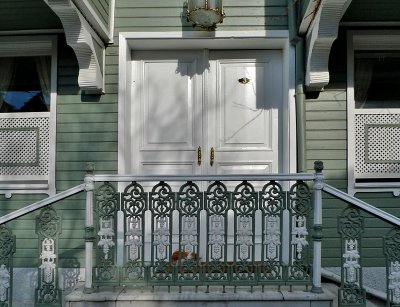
[44,0,104,94]
[305,0,352,92]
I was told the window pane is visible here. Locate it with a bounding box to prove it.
[0,56,51,113]
[355,52,400,109]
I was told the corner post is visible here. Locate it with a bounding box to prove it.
[84,162,95,293]
[312,160,324,293]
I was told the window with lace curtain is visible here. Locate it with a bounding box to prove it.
[0,56,51,113]
[0,36,57,196]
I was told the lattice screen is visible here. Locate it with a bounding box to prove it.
[355,114,400,177]
[0,117,50,176]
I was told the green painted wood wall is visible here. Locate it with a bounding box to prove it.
[0,0,290,268]
[88,0,110,29]
[0,0,61,31]
[305,30,399,267]
[114,0,288,34]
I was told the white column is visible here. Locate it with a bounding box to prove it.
[84,165,95,293]
[312,161,324,293]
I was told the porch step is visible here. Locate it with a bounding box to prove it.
[65,284,335,307]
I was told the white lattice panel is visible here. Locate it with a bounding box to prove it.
[0,116,50,176]
[0,129,38,164]
[355,114,400,177]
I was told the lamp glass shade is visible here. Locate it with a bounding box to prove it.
[187,0,224,29]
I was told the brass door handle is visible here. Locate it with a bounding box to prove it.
[210,147,215,167]
[198,146,202,166]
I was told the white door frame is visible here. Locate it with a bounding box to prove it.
[118,30,296,178]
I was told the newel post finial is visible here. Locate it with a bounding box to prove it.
[314,160,324,173]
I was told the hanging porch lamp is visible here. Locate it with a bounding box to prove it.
[187,0,225,30]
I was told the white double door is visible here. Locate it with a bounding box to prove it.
[131,50,283,176]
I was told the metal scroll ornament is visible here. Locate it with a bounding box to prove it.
[35,206,61,306]
[259,181,285,283]
[121,182,147,285]
[149,182,174,284]
[0,225,15,307]
[232,181,257,284]
[177,181,203,284]
[205,181,230,283]
[94,182,119,285]
[288,181,312,283]
[384,227,400,306]
[338,206,366,306]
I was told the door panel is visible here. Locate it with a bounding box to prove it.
[131,50,282,176]
[208,51,282,175]
[132,51,203,175]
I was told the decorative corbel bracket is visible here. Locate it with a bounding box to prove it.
[304,0,352,92]
[44,0,104,94]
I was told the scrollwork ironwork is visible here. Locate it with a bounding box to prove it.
[338,206,366,306]
[384,227,400,305]
[288,181,311,283]
[0,225,14,307]
[94,182,119,286]
[35,206,61,306]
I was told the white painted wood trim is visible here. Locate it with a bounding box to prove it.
[347,31,356,196]
[44,0,104,93]
[117,31,295,181]
[299,0,321,34]
[323,183,400,226]
[71,0,112,42]
[305,0,352,91]
[109,0,116,44]
[347,30,400,195]
[0,184,86,225]
[93,173,315,183]
[0,35,58,196]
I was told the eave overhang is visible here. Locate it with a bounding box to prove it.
[300,0,352,92]
[44,0,106,94]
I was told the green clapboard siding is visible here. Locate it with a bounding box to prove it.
[54,36,118,267]
[343,0,400,22]
[88,0,110,29]
[0,34,118,268]
[305,30,399,267]
[0,0,62,31]
[114,0,288,36]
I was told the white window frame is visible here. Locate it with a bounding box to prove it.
[117,30,297,180]
[347,30,400,196]
[0,35,57,197]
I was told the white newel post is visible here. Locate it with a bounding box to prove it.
[312,161,324,293]
[84,163,95,293]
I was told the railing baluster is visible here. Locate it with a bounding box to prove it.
[259,180,285,284]
[384,227,400,306]
[149,182,174,285]
[93,182,119,286]
[121,182,147,285]
[288,180,312,284]
[0,225,15,306]
[205,181,230,288]
[312,161,324,293]
[84,165,95,293]
[338,206,366,306]
[232,181,257,287]
[177,181,203,287]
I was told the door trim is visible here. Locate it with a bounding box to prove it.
[118,31,296,180]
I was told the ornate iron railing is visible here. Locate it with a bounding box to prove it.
[83,167,324,293]
[323,183,400,307]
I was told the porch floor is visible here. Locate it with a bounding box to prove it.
[65,284,335,307]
